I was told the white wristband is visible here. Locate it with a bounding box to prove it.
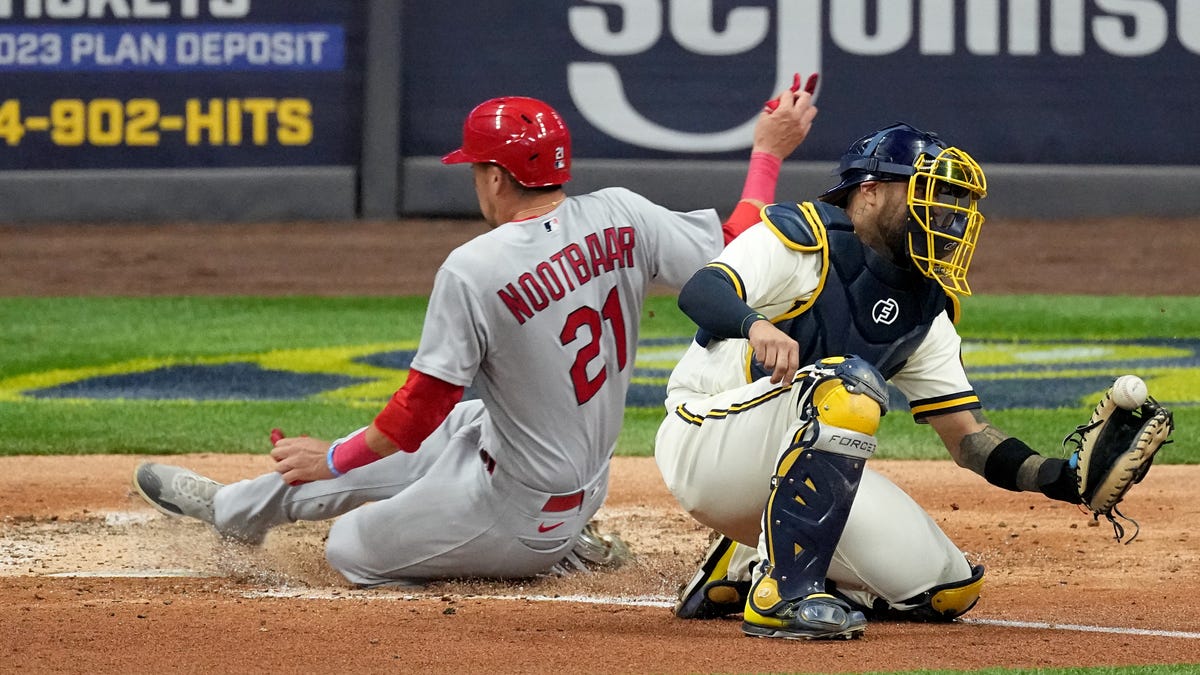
[326,441,344,477]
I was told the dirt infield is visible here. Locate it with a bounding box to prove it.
[3,456,1199,673]
[4,216,1200,297]
[2,216,1199,673]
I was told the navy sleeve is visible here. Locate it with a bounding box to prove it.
[678,266,767,340]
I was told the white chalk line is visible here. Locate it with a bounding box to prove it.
[45,569,221,578]
[33,560,1200,641]
[245,588,676,607]
[240,588,1200,640]
[959,617,1200,640]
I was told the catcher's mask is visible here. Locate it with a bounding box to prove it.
[819,122,987,296]
[441,96,571,188]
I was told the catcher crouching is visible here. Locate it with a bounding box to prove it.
[653,113,1178,641]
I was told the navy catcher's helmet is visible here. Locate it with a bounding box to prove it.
[820,122,988,296]
[818,122,947,207]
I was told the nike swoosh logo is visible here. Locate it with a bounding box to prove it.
[537,521,565,533]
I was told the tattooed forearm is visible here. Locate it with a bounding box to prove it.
[955,411,1050,492]
[957,423,1009,475]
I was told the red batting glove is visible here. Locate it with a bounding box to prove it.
[764,72,819,112]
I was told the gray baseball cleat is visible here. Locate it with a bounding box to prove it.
[742,593,867,640]
[132,462,223,525]
[547,522,633,576]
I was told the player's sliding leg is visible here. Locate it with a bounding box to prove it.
[133,463,222,524]
[742,356,887,640]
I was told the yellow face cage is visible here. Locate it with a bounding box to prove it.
[905,147,987,296]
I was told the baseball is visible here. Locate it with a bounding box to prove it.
[1111,375,1148,410]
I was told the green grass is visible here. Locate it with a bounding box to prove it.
[0,294,1196,458]
[955,295,1199,339]
[0,296,428,377]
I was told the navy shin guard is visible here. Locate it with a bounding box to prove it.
[757,437,867,604]
[749,356,886,614]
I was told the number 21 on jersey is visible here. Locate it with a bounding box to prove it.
[560,286,628,405]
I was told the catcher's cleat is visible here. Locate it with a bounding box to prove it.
[742,592,866,640]
[674,534,752,620]
[132,463,222,525]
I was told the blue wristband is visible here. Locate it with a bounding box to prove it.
[326,441,344,477]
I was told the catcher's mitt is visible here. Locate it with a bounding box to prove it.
[1063,381,1174,543]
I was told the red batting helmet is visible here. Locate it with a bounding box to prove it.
[441,97,571,188]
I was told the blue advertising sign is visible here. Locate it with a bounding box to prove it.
[0,24,344,71]
[401,0,1200,166]
[0,0,363,170]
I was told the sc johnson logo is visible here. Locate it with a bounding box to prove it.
[566,0,1200,152]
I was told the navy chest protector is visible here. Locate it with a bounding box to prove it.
[749,202,951,381]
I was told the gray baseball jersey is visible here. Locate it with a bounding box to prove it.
[415,187,721,490]
[212,187,721,584]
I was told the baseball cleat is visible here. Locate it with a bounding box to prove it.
[674,533,752,620]
[547,522,633,576]
[572,522,632,567]
[132,463,223,525]
[742,593,867,640]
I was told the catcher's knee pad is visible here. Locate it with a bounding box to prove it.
[918,563,985,620]
[788,355,888,462]
[792,355,889,434]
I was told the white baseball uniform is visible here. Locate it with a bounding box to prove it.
[212,187,721,585]
[655,221,977,607]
